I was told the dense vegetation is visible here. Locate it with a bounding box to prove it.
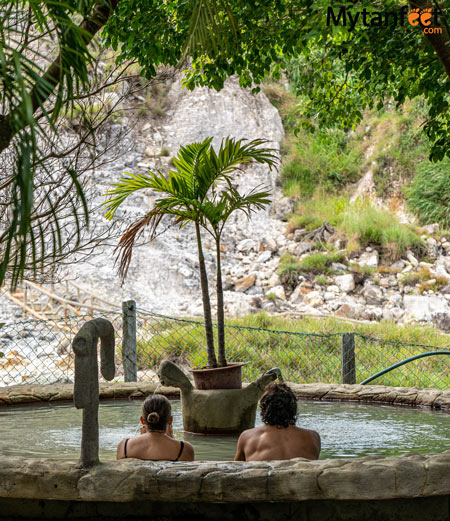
[263,80,450,256]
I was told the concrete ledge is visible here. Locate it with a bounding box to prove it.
[1,382,450,410]
[1,452,450,503]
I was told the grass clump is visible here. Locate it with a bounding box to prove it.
[315,275,328,285]
[277,254,300,293]
[341,201,424,260]
[406,158,450,228]
[300,251,346,273]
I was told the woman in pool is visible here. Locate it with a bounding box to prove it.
[116,394,194,461]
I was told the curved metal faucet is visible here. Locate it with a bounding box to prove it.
[72,318,115,468]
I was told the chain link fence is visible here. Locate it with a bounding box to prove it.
[1,303,449,389]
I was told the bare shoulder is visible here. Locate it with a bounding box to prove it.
[182,440,195,461]
[116,438,126,459]
[239,426,265,440]
[305,427,321,440]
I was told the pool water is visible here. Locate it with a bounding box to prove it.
[1,399,450,461]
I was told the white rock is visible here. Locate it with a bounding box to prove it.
[420,223,439,234]
[266,285,286,300]
[261,237,278,252]
[268,273,281,287]
[387,293,403,308]
[335,274,355,293]
[403,295,449,321]
[302,291,323,307]
[391,260,405,270]
[435,263,450,281]
[256,251,272,263]
[237,239,257,253]
[406,252,419,267]
[297,304,323,315]
[363,284,384,305]
[383,307,404,321]
[359,250,379,268]
[289,285,304,304]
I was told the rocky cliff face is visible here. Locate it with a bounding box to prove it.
[62,75,286,317]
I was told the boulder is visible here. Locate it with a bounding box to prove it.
[403,295,449,321]
[358,250,379,268]
[331,262,348,272]
[336,303,363,320]
[296,242,315,255]
[289,285,304,304]
[266,285,286,300]
[406,252,419,267]
[435,262,450,281]
[419,223,439,234]
[335,274,355,293]
[387,293,403,308]
[363,284,384,305]
[426,238,439,259]
[267,272,281,287]
[236,239,257,253]
[261,237,278,252]
[431,312,450,331]
[234,275,256,292]
[382,307,404,321]
[256,251,272,263]
[390,260,405,270]
[302,291,323,307]
[360,307,384,321]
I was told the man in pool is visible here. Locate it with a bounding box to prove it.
[234,382,321,461]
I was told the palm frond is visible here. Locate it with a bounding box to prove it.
[181,0,238,61]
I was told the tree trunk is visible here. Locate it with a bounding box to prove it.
[195,222,217,368]
[0,0,119,154]
[216,236,227,367]
[409,0,450,79]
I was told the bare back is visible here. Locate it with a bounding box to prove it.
[234,424,320,462]
[117,433,194,462]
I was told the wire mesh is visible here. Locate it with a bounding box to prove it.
[0,310,449,389]
[354,334,450,389]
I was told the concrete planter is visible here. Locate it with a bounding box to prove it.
[190,362,245,390]
[160,360,279,434]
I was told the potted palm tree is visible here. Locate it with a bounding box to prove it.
[104,136,278,389]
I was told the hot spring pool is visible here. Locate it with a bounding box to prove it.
[1,399,450,461]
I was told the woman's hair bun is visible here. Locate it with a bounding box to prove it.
[147,412,160,424]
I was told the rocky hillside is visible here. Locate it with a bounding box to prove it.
[2,75,450,333]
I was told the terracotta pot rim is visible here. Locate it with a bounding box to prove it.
[189,362,246,373]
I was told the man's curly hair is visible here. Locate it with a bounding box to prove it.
[260,382,297,428]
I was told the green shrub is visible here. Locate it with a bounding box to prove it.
[315,275,328,285]
[300,251,346,273]
[341,202,423,260]
[406,159,450,227]
[281,129,361,198]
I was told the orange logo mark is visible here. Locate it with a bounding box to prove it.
[408,7,432,26]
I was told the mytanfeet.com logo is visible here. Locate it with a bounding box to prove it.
[327,5,444,34]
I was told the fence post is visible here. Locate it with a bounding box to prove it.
[341,333,356,384]
[122,300,137,382]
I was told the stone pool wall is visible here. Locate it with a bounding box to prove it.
[1,382,450,521]
[1,381,450,410]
